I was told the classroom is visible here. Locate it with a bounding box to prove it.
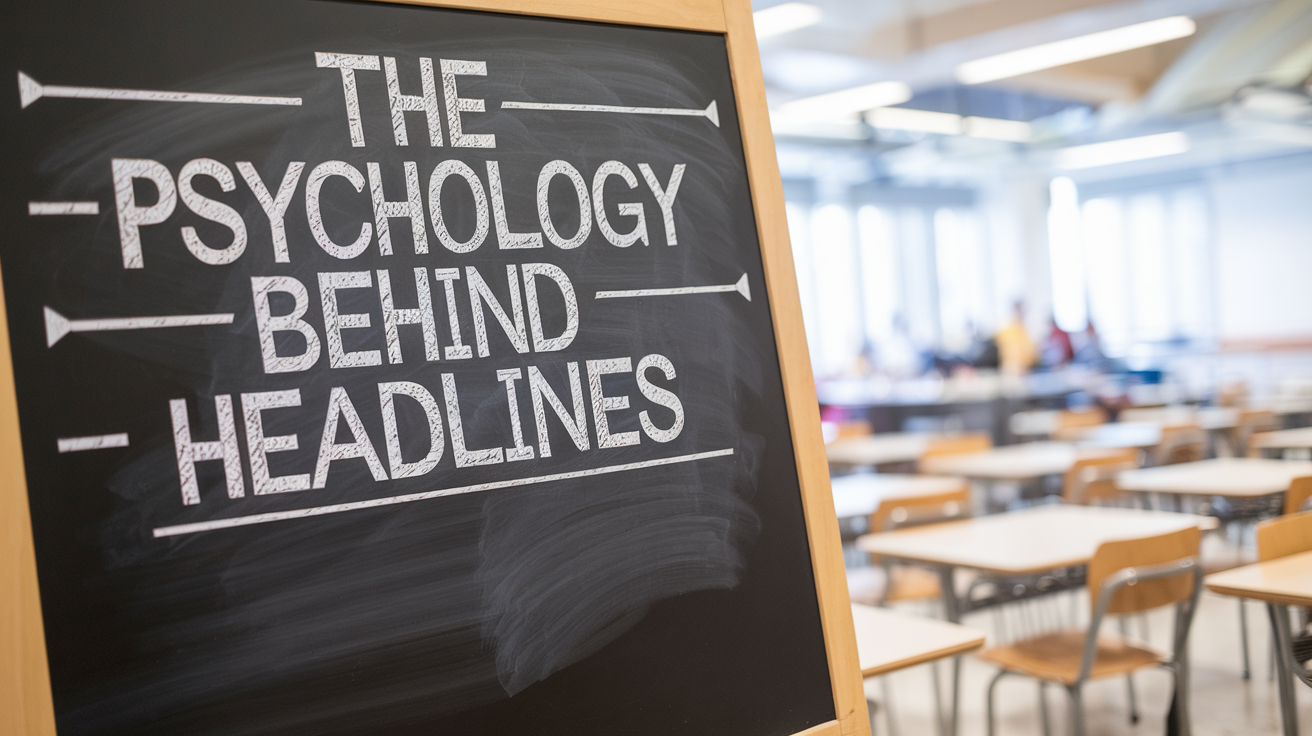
[3,1,1312,735]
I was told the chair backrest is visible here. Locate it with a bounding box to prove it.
[869,482,971,533]
[1257,509,1312,562]
[1088,526,1201,615]
[917,433,991,472]
[1286,476,1312,516]
[1058,408,1106,431]
[1152,424,1207,466]
[1236,410,1278,457]
[835,420,872,440]
[1062,450,1139,504]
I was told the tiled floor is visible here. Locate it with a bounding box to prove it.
[865,592,1312,735]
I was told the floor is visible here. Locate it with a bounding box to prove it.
[853,533,1312,735]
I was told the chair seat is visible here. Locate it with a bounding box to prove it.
[977,630,1165,685]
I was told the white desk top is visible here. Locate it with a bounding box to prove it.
[856,505,1216,575]
[919,442,1119,480]
[851,604,986,677]
[1207,549,1312,607]
[1119,406,1238,431]
[1252,427,1312,450]
[826,433,937,467]
[1071,422,1162,449]
[830,473,967,519]
[1116,458,1312,497]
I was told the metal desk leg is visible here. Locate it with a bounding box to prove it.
[1267,603,1300,736]
[938,565,962,736]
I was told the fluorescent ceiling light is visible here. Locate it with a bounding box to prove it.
[867,107,962,135]
[864,107,1032,142]
[1056,132,1189,169]
[957,16,1196,84]
[964,116,1032,142]
[754,3,823,39]
[777,81,912,122]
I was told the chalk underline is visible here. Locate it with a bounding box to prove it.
[152,447,735,538]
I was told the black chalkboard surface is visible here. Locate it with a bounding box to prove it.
[0,1,844,734]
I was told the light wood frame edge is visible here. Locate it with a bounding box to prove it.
[1,2,868,735]
[716,2,868,734]
[0,254,56,735]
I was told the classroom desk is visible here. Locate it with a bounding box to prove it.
[1252,427,1312,452]
[830,473,967,519]
[1120,406,1239,431]
[1116,458,1312,499]
[826,433,937,467]
[857,505,1215,734]
[918,442,1120,481]
[1069,422,1161,449]
[851,604,985,678]
[1206,550,1312,736]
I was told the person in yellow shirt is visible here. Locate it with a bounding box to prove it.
[995,301,1038,375]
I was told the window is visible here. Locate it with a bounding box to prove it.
[1073,185,1214,356]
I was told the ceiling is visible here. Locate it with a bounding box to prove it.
[754,0,1312,115]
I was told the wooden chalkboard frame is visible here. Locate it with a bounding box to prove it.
[0,1,868,735]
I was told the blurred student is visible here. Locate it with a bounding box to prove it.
[1041,316,1074,368]
[995,301,1037,374]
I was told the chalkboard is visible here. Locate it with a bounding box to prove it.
[0,1,866,735]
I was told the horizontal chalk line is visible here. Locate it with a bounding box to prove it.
[153,447,735,538]
[58,433,128,453]
[43,84,301,106]
[29,201,99,215]
[72,313,235,332]
[596,284,737,299]
[502,101,704,116]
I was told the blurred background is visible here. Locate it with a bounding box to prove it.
[761,4,1312,732]
[755,0,1312,427]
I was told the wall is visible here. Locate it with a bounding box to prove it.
[1210,153,1312,345]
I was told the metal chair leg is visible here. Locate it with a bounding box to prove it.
[1037,681,1052,736]
[985,669,1007,736]
[1237,598,1252,680]
[929,661,945,736]
[880,676,900,736]
[1125,673,1139,724]
[1068,684,1087,736]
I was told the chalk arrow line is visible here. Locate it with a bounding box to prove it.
[595,273,750,302]
[152,447,735,537]
[501,99,719,127]
[18,71,302,109]
[29,201,98,215]
[44,307,234,347]
[58,433,128,453]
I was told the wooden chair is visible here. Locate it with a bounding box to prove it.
[1253,511,1312,692]
[1234,410,1278,457]
[1258,509,1312,562]
[979,527,1203,736]
[1052,408,1107,441]
[1222,478,1312,681]
[1284,476,1312,516]
[917,433,991,474]
[869,482,972,605]
[1151,424,1207,466]
[835,419,873,440]
[1061,450,1138,505]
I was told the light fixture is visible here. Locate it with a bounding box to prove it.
[863,107,1033,142]
[1055,132,1189,170]
[754,2,823,39]
[777,81,912,122]
[964,116,1032,142]
[957,16,1196,85]
[866,107,962,135]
